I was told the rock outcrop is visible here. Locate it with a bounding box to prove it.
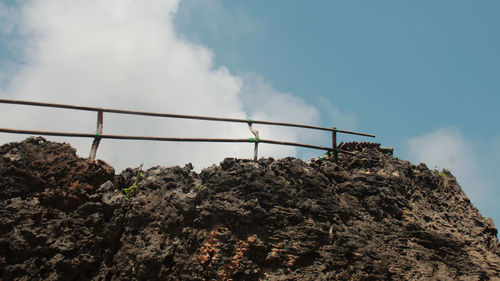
[0,137,499,280]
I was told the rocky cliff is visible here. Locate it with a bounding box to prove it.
[0,137,499,280]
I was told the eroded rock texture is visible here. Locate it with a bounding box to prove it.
[0,137,499,280]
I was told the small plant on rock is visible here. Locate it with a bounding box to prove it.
[434,166,449,178]
[123,163,145,199]
[196,184,207,192]
[439,168,449,178]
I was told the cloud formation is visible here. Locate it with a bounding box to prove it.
[407,128,476,176]
[318,97,356,131]
[0,0,322,171]
[240,74,323,159]
[406,128,487,206]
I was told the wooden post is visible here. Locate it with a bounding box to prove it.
[332,127,338,163]
[89,111,103,160]
[248,122,259,162]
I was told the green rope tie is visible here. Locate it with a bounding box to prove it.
[95,132,101,137]
[249,137,260,143]
[247,119,253,124]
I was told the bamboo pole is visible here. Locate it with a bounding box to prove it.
[248,121,259,161]
[89,110,103,160]
[332,127,338,163]
[0,98,375,137]
[0,127,356,155]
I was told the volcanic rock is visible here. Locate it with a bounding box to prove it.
[0,137,499,280]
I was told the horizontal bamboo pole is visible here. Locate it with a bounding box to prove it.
[0,127,355,155]
[0,98,375,137]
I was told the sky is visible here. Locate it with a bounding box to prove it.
[0,1,498,229]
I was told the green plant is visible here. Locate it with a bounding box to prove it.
[439,168,449,178]
[123,163,145,199]
[196,184,207,192]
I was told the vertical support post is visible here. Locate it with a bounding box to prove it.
[332,127,338,163]
[89,110,103,161]
[253,130,259,162]
[248,120,259,162]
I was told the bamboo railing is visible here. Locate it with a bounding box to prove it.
[0,98,375,161]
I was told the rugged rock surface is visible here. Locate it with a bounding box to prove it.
[0,137,499,280]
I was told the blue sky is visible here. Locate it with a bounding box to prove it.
[0,0,498,228]
[174,0,500,227]
[175,1,499,140]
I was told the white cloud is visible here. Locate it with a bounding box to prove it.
[407,128,475,174]
[240,74,322,159]
[0,0,322,171]
[406,128,486,203]
[318,97,356,130]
